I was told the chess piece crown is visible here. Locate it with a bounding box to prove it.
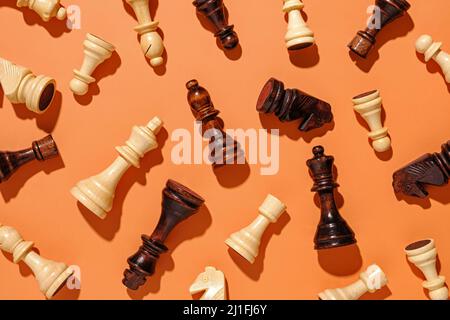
[16,0,67,22]
[415,34,450,84]
[283,0,315,50]
[189,266,226,300]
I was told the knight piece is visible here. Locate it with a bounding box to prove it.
[283,0,315,50]
[16,0,67,22]
[348,0,411,59]
[415,34,450,84]
[307,146,357,250]
[256,78,333,132]
[393,141,449,198]
[189,266,227,300]
[123,180,205,290]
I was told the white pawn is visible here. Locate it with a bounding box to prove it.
[71,117,163,219]
[405,239,448,300]
[352,90,391,153]
[189,266,226,300]
[415,34,450,84]
[16,0,67,22]
[70,33,116,96]
[225,194,287,264]
[283,0,315,50]
[319,264,388,300]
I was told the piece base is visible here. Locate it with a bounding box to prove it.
[45,267,74,299]
[225,237,255,264]
[71,186,107,219]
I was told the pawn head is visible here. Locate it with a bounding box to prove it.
[416,35,433,54]
[70,78,89,96]
[372,136,392,153]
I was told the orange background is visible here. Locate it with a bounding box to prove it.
[0,0,449,300]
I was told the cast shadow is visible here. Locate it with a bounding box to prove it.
[214,162,251,189]
[317,244,363,276]
[289,45,320,68]
[415,52,450,94]
[52,285,81,300]
[360,285,392,300]
[0,87,4,108]
[394,184,450,209]
[406,254,445,300]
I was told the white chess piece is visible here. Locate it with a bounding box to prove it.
[415,34,450,84]
[283,0,315,50]
[189,266,226,300]
[16,0,67,22]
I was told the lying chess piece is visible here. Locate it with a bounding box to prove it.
[0,57,56,114]
[190,266,227,300]
[71,117,163,219]
[319,264,388,300]
[352,90,391,153]
[307,146,356,250]
[125,0,165,67]
[0,224,74,299]
[225,194,286,264]
[405,239,448,300]
[193,0,239,50]
[0,135,59,183]
[415,35,450,84]
[70,33,115,96]
[348,0,411,58]
[256,78,333,132]
[393,141,449,198]
[283,0,315,50]
[123,180,205,290]
[16,0,67,22]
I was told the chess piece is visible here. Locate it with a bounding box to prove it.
[352,90,391,153]
[348,0,411,58]
[256,78,333,132]
[405,239,448,300]
[393,141,449,198]
[189,266,226,300]
[70,33,115,96]
[0,57,56,114]
[16,0,67,22]
[415,35,450,84]
[319,264,388,300]
[0,224,74,299]
[71,117,163,219]
[307,146,357,250]
[125,0,165,67]
[123,180,205,290]
[192,0,239,50]
[283,0,315,50]
[0,135,59,183]
[225,194,286,264]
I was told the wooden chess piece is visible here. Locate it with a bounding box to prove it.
[16,0,67,22]
[0,57,56,114]
[307,146,356,250]
[0,135,59,183]
[123,180,205,290]
[256,78,333,132]
[319,264,388,300]
[189,266,226,300]
[283,0,314,50]
[0,224,74,299]
[225,194,287,264]
[415,35,450,84]
[348,0,411,58]
[71,117,163,219]
[125,0,165,67]
[352,90,391,153]
[393,141,449,198]
[192,0,239,50]
[405,239,448,300]
[70,33,115,96]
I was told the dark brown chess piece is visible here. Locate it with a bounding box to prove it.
[192,0,239,50]
[393,141,449,198]
[122,180,205,290]
[307,146,357,250]
[256,78,333,132]
[348,0,411,58]
[0,135,59,183]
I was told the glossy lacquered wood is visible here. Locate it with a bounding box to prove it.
[190,266,226,300]
[16,0,67,22]
[416,34,450,84]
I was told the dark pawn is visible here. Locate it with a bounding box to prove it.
[393,141,449,198]
[348,0,411,58]
[0,135,59,183]
[193,0,239,49]
[307,146,357,250]
[256,78,333,132]
[123,180,205,290]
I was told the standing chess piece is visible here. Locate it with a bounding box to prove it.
[352,90,391,153]
[0,57,56,114]
[225,194,287,264]
[393,141,449,198]
[123,180,205,290]
[71,117,163,219]
[190,266,227,300]
[405,239,448,300]
[319,264,388,300]
[348,0,411,58]
[0,135,59,183]
[192,0,239,50]
[0,224,74,299]
[307,146,356,250]
[125,0,165,67]
[283,0,315,50]
[70,33,115,96]
[16,0,67,22]
[415,35,450,84]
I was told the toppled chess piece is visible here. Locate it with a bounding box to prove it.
[16,0,67,22]
[415,34,450,84]
[190,266,227,300]
[283,0,314,50]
